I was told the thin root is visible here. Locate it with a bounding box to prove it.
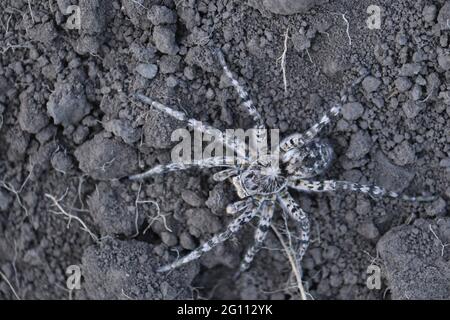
[1,167,33,216]
[0,270,21,300]
[271,225,308,300]
[277,27,290,93]
[341,13,352,46]
[133,183,170,238]
[419,84,435,103]
[27,0,35,23]
[429,225,450,257]
[45,193,100,242]
[99,158,116,172]
[1,43,31,55]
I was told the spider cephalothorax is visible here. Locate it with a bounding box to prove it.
[231,155,287,199]
[130,49,434,274]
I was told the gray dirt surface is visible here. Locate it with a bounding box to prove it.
[0,0,449,300]
[377,218,450,300]
[80,238,199,299]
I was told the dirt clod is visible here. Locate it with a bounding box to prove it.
[75,133,138,180]
[342,102,364,121]
[81,239,198,299]
[87,182,141,236]
[378,219,450,300]
[153,26,179,55]
[136,63,159,80]
[346,131,372,160]
[47,72,92,127]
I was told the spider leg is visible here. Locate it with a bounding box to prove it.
[287,178,436,202]
[215,50,269,159]
[213,168,239,182]
[136,94,248,159]
[278,72,368,153]
[129,156,244,181]
[279,105,341,152]
[239,199,275,272]
[158,201,262,272]
[277,190,310,261]
[215,49,264,128]
[226,198,253,215]
[231,176,249,199]
[251,126,271,161]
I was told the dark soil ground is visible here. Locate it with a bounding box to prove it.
[0,0,449,300]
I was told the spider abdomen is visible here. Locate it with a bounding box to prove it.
[282,139,334,179]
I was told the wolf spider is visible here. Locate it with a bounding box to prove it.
[130,49,434,274]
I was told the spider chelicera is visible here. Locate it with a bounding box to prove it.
[130,49,434,274]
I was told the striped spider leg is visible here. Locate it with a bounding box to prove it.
[236,190,311,277]
[215,49,264,128]
[279,105,341,158]
[277,190,310,262]
[238,196,275,273]
[287,177,436,202]
[215,49,268,159]
[158,197,263,272]
[135,94,248,160]
[129,156,246,181]
[279,71,369,161]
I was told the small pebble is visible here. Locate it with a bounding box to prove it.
[161,232,178,247]
[439,158,450,167]
[179,232,196,250]
[425,198,447,217]
[181,190,203,207]
[395,77,412,92]
[346,131,372,160]
[391,141,415,166]
[422,5,437,22]
[402,100,421,119]
[399,63,422,77]
[437,1,450,30]
[410,85,422,101]
[342,102,364,121]
[147,5,177,25]
[362,76,381,94]
[136,63,158,79]
[153,26,179,55]
[438,53,450,71]
[357,221,380,240]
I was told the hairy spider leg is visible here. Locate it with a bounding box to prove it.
[135,94,248,159]
[215,49,263,127]
[279,105,341,154]
[136,94,188,121]
[215,49,268,159]
[158,200,263,272]
[213,168,240,182]
[279,71,369,155]
[277,190,310,261]
[226,198,254,215]
[129,157,243,181]
[239,198,275,272]
[288,178,436,202]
